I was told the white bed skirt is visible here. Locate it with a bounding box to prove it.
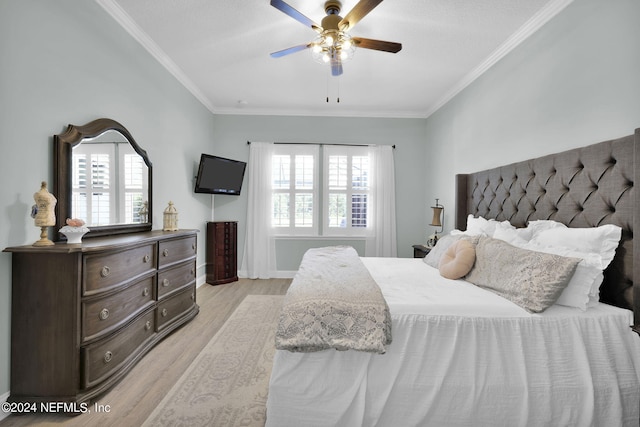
[266,258,640,427]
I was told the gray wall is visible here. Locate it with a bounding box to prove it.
[0,0,216,396]
[210,114,427,271]
[424,0,640,229]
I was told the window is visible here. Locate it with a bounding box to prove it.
[122,152,146,223]
[72,144,114,226]
[271,145,319,235]
[72,142,148,226]
[324,146,370,236]
[270,144,370,237]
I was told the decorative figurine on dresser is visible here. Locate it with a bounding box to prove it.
[31,181,56,246]
[3,118,199,410]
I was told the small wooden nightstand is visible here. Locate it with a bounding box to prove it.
[412,244,431,258]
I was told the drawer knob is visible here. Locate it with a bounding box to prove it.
[192,243,196,250]
[143,254,150,263]
[163,249,169,257]
[191,292,195,301]
[162,278,170,287]
[190,268,195,276]
[145,320,152,331]
[104,351,113,363]
[143,287,149,297]
[100,266,111,278]
[99,308,110,320]
[161,308,168,317]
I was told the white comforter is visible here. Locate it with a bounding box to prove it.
[266,258,640,427]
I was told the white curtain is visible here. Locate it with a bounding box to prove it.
[241,142,276,278]
[365,145,397,257]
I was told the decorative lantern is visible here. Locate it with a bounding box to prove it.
[139,201,149,224]
[163,201,179,231]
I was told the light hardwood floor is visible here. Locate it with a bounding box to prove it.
[0,278,291,427]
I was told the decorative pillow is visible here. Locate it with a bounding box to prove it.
[465,237,580,313]
[423,234,480,268]
[438,240,476,279]
[492,222,621,310]
[423,234,458,268]
[522,241,605,310]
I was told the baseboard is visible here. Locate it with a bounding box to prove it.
[238,270,296,279]
[0,391,9,421]
[196,273,207,288]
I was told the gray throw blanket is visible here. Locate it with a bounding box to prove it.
[275,246,392,354]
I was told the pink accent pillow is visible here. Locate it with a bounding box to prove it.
[438,240,476,280]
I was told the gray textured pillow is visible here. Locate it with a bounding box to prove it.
[465,237,580,313]
[424,234,479,268]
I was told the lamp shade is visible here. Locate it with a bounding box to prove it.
[430,206,443,227]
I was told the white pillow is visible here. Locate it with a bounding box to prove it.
[465,215,511,237]
[522,224,621,310]
[530,224,621,270]
[526,219,567,235]
[493,219,567,245]
[493,222,530,246]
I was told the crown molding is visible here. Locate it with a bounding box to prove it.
[95,0,217,114]
[423,0,574,118]
[96,0,573,120]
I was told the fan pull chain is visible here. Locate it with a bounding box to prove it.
[326,70,329,102]
[324,71,341,103]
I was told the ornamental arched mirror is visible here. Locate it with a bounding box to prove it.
[53,118,152,240]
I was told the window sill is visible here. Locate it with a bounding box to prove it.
[273,235,367,240]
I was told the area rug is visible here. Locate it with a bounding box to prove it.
[143,295,284,427]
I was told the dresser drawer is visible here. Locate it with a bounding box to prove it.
[82,275,156,343]
[157,260,196,300]
[84,244,156,295]
[158,235,197,269]
[81,309,155,389]
[156,284,196,332]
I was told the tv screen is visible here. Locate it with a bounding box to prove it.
[194,154,247,195]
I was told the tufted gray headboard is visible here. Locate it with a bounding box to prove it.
[455,129,639,333]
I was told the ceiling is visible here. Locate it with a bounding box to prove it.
[97,0,572,119]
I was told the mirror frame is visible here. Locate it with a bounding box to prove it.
[53,118,153,240]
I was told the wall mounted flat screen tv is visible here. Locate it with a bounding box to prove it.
[194,153,247,195]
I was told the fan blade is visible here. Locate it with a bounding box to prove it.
[338,0,384,31]
[270,43,312,58]
[353,37,402,53]
[331,57,343,76]
[270,0,322,32]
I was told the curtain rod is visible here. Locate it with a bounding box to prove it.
[247,141,395,149]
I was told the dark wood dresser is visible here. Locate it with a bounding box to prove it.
[3,229,199,406]
[206,221,238,285]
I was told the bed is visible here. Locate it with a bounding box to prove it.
[266,129,640,427]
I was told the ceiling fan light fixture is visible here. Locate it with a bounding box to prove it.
[271,0,401,76]
[325,34,335,46]
[310,31,355,64]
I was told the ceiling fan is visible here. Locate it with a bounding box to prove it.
[270,0,402,76]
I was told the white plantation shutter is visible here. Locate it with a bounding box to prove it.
[252,143,396,258]
[271,145,319,236]
[324,145,370,236]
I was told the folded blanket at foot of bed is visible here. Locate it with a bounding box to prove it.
[275,246,392,354]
